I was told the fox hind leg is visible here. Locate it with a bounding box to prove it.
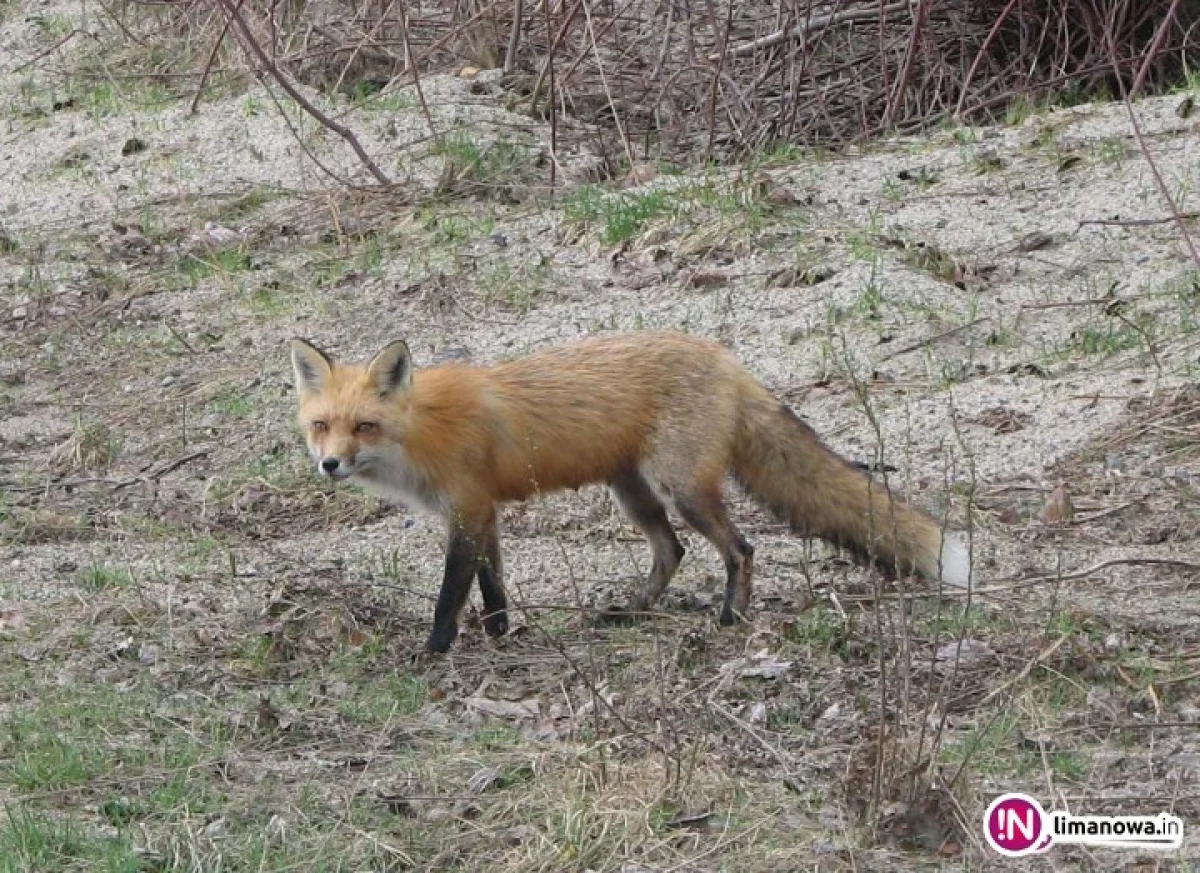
[476,516,509,638]
[608,468,686,617]
[671,486,755,626]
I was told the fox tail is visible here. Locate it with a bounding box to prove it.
[731,383,971,589]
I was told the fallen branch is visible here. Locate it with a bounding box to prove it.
[876,317,989,363]
[976,634,1068,709]
[711,0,910,62]
[211,0,394,186]
[1074,212,1200,233]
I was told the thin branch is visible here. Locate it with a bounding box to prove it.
[212,0,394,186]
[710,0,909,62]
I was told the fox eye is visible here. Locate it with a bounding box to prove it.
[354,421,377,434]
[311,421,328,433]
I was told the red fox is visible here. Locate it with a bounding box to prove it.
[290,331,971,653]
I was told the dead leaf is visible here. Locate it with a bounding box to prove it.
[614,266,659,290]
[996,507,1021,525]
[938,838,963,858]
[933,639,996,674]
[528,717,560,742]
[1040,483,1075,524]
[608,240,630,265]
[765,266,798,288]
[1015,231,1054,252]
[467,766,503,794]
[463,695,540,721]
[256,696,281,732]
[968,406,1033,434]
[665,811,713,830]
[684,269,728,289]
[0,607,24,631]
[622,162,659,187]
[720,648,793,680]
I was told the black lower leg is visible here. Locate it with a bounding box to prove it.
[718,535,754,626]
[606,469,685,623]
[476,519,508,638]
[426,523,483,653]
[674,492,755,626]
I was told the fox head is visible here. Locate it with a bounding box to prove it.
[289,338,413,480]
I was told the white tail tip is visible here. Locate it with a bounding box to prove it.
[937,533,973,589]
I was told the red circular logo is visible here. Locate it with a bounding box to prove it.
[984,793,1053,857]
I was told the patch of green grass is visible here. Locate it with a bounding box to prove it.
[338,675,428,724]
[356,85,414,112]
[246,284,288,315]
[207,386,256,418]
[941,709,1023,777]
[564,186,675,245]
[680,175,775,228]
[1094,137,1129,165]
[1048,750,1088,783]
[48,420,123,474]
[3,724,106,792]
[0,806,144,873]
[207,447,309,504]
[781,602,847,657]
[918,603,1009,639]
[479,259,551,312]
[211,187,280,223]
[29,12,74,39]
[1069,318,1150,357]
[178,247,253,284]
[433,132,544,202]
[14,263,52,299]
[851,274,886,320]
[1004,94,1040,126]
[970,151,1005,174]
[78,80,174,119]
[421,213,475,247]
[76,561,132,591]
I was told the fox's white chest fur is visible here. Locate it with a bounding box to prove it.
[355,448,447,518]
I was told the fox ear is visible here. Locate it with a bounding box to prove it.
[291,339,333,395]
[367,340,413,395]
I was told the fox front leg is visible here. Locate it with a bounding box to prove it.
[425,522,484,653]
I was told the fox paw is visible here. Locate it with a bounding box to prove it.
[483,611,509,638]
[422,626,458,654]
[718,605,746,627]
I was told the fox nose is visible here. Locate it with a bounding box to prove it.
[320,457,340,474]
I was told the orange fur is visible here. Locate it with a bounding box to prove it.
[290,331,972,652]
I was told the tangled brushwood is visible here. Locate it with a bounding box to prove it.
[96,0,1200,169]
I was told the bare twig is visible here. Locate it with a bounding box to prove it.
[212,0,394,186]
[190,1,238,114]
[711,0,909,62]
[1104,17,1200,269]
[504,0,524,72]
[976,634,1068,709]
